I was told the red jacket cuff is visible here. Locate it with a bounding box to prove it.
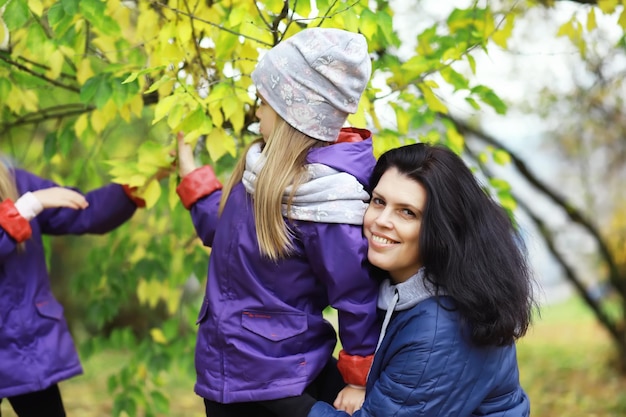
[122,185,146,208]
[176,166,223,209]
[0,199,32,242]
[337,349,374,386]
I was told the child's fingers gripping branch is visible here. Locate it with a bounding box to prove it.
[177,132,197,178]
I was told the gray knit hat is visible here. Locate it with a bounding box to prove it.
[251,28,371,142]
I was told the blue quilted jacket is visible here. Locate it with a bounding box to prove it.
[309,296,530,417]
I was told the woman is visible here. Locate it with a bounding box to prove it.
[308,142,536,417]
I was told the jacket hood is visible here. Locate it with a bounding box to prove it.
[306,127,375,188]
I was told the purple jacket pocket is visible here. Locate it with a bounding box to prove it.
[242,310,307,342]
[35,298,64,320]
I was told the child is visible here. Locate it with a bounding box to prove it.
[307,143,535,417]
[176,28,380,416]
[0,159,145,417]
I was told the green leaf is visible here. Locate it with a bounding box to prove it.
[80,74,113,108]
[471,85,507,114]
[4,0,29,30]
[465,96,481,110]
[107,374,118,393]
[466,54,476,74]
[79,0,121,35]
[440,67,469,91]
[150,390,169,414]
[61,0,80,15]
[0,77,11,98]
[43,132,57,160]
[294,0,311,18]
[493,149,511,165]
[48,2,67,27]
[489,177,511,191]
[359,8,378,40]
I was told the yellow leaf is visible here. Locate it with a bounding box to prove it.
[29,0,44,17]
[418,83,448,114]
[347,95,369,128]
[597,0,618,13]
[167,103,185,129]
[423,79,440,89]
[150,328,168,344]
[168,173,179,210]
[77,58,94,85]
[90,102,117,133]
[492,13,515,48]
[206,127,236,160]
[445,127,465,154]
[228,7,248,26]
[92,35,120,63]
[619,9,626,29]
[119,103,131,122]
[208,102,224,128]
[0,16,9,51]
[222,94,240,119]
[75,113,89,137]
[166,288,183,315]
[394,106,410,135]
[129,244,147,264]
[587,8,597,31]
[177,18,193,44]
[138,179,161,209]
[129,95,143,118]
[21,89,39,112]
[556,20,575,38]
[153,94,177,125]
[7,87,38,113]
[157,77,176,99]
[136,8,160,44]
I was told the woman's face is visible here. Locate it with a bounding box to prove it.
[255,94,277,142]
[363,167,426,283]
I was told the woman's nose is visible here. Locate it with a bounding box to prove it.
[374,209,393,228]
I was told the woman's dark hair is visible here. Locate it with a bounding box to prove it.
[369,143,536,346]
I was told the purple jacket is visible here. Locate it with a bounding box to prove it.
[182,130,380,403]
[0,169,137,398]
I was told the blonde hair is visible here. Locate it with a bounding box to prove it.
[0,162,18,203]
[219,119,325,260]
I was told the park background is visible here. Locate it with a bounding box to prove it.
[1,0,626,415]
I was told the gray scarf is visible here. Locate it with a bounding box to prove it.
[242,142,370,225]
[375,268,437,352]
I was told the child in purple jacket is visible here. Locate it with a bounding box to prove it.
[176,28,380,416]
[0,161,145,417]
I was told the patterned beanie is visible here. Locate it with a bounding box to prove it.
[251,28,371,142]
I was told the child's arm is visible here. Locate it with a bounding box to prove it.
[0,185,90,255]
[303,223,380,411]
[176,134,223,246]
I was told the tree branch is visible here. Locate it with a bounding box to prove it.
[148,0,273,47]
[465,143,624,346]
[451,116,624,297]
[0,52,80,93]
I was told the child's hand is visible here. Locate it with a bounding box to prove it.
[333,385,365,415]
[32,187,89,210]
[177,132,196,177]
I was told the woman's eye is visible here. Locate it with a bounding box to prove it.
[401,208,416,217]
[371,197,384,206]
